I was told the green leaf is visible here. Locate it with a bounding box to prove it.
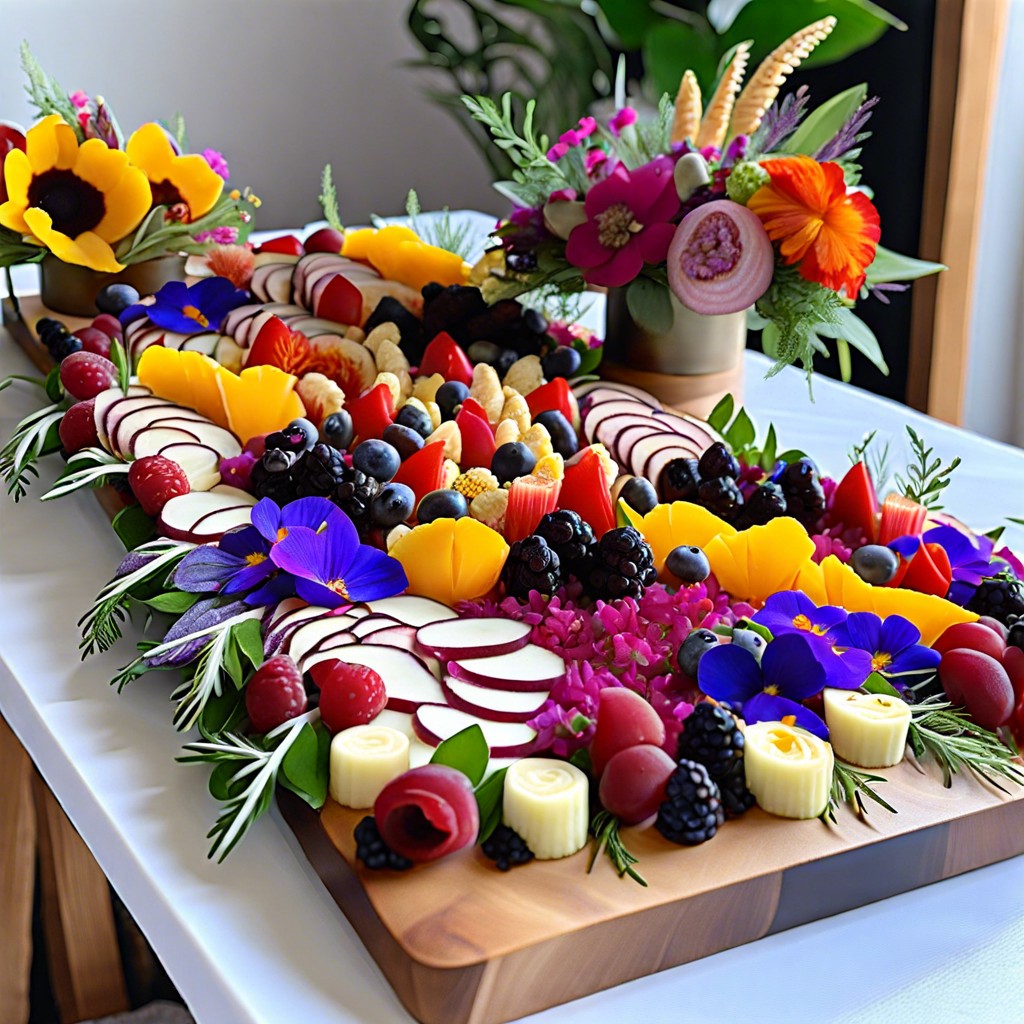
[725,407,756,451]
[222,633,245,690]
[865,244,945,284]
[836,338,853,383]
[110,503,157,551]
[569,747,593,776]
[625,276,673,334]
[474,767,508,843]
[573,338,603,377]
[109,337,131,392]
[776,448,807,464]
[760,423,777,471]
[279,723,329,809]
[735,617,773,644]
[430,724,489,787]
[594,0,659,49]
[707,394,734,434]
[616,499,635,528]
[209,761,246,801]
[817,308,889,376]
[232,618,265,672]
[44,367,62,403]
[199,689,246,740]
[142,590,199,614]
[862,672,901,698]
[643,21,718,97]
[781,85,868,156]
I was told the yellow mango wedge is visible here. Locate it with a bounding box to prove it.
[621,500,736,580]
[343,225,470,291]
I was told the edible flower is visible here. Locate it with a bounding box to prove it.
[122,276,248,334]
[907,524,995,605]
[0,123,27,206]
[0,114,150,271]
[831,611,940,688]
[609,107,637,137]
[172,525,287,607]
[565,155,679,288]
[698,632,838,739]
[125,122,224,221]
[270,506,408,608]
[747,155,881,296]
[250,495,338,545]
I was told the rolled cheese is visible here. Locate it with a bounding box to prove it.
[329,725,409,809]
[502,758,589,860]
[744,721,834,819]
[823,688,910,768]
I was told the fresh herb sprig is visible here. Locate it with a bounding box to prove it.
[894,427,961,510]
[707,394,805,470]
[0,400,65,501]
[404,189,475,260]
[588,810,647,887]
[848,429,892,493]
[20,41,81,140]
[821,760,896,824]
[319,164,344,234]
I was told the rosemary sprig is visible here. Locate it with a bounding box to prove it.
[587,810,647,887]
[20,42,82,139]
[318,164,344,234]
[894,426,961,510]
[907,696,1024,791]
[0,401,65,500]
[41,448,126,502]
[405,189,475,260]
[820,760,897,824]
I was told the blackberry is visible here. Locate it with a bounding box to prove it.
[586,526,658,601]
[697,477,745,522]
[698,442,740,480]
[655,760,724,845]
[353,816,413,871]
[49,332,83,363]
[717,768,756,818]
[501,535,561,599]
[778,460,825,529]
[967,574,1024,625]
[1008,621,1024,652]
[421,284,488,343]
[334,468,382,533]
[292,443,347,497]
[534,509,595,579]
[659,457,701,503]
[250,449,301,504]
[676,704,754,818]
[362,296,425,364]
[481,824,534,871]
[742,481,787,526]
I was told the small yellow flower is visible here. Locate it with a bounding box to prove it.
[0,114,151,272]
[126,122,223,221]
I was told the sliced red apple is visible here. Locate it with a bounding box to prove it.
[283,317,349,339]
[629,434,701,477]
[348,614,403,639]
[155,443,221,491]
[362,595,458,627]
[448,644,566,692]
[100,393,170,451]
[413,704,539,758]
[287,614,370,667]
[584,401,655,442]
[157,485,256,543]
[574,381,662,407]
[359,625,442,677]
[132,426,203,459]
[310,646,444,712]
[178,332,223,356]
[617,424,672,468]
[131,418,241,460]
[106,399,183,455]
[440,676,549,723]
[416,618,533,660]
[251,263,295,304]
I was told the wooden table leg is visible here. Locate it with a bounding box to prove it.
[0,715,36,1024]
[32,771,130,1023]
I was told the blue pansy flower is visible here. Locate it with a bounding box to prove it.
[831,611,940,689]
[121,276,248,334]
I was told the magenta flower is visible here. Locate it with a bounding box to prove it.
[194,226,239,245]
[609,107,637,137]
[565,156,680,287]
[585,148,609,176]
[203,148,230,179]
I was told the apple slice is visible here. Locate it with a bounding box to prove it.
[362,595,458,627]
[137,418,241,459]
[120,410,217,455]
[628,433,701,478]
[441,676,549,723]
[282,317,349,339]
[156,443,221,491]
[251,263,295,304]
[264,601,329,654]
[416,618,533,660]
[584,401,655,442]
[310,646,444,712]
[100,393,171,452]
[359,624,443,678]
[223,303,297,338]
[157,485,256,543]
[107,399,185,456]
[593,413,662,453]
[133,426,204,459]
[252,251,301,268]
[413,704,539,758]
[574,381,662,407]
[449,644,566,692]
[617,423,672,468]
[93,386,153,450]
[288,613,369,667]
[178,332,223,356]
[348,614,403,638]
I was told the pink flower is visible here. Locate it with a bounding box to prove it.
[576,116,597,139]
[203,148,230,179]
[609,107,637,137]
[194,226,239,245]
[565,156,680,287]
[69,90,90,109]
[547,141,571,162]
[585,148,609,176]
[219,451,257,490]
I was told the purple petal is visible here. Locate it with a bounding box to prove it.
[270,526,327,582]
[697,643,764,703]
[743,692,829,740]
[218,525,268,559]
[172,546,245,592]
[295,576,348,609]
[832,611,882,654]
[761,633,829,700]
[221,557,276,594]
[281,496,349,536]
[147,598,247,667]
[145,305,212,334]
[806,636,872,690]
[877,614,922,656]
[341,545,409,603]
[244,573,296,608]
[887,644,941,676]
[888,535,922,559]
[251,498,283,543]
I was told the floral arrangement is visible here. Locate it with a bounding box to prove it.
[0,45,256,278]
[465,17,943,380]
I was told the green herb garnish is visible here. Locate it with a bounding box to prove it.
[893,427,961,510]
[588,810,647,887]
[821,760,896,824]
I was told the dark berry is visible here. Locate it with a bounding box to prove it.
[491,441,536,485]
[493,348,519,379]
[481,824,534,870]
[850,545,900,586]
[676,704,755,819]
[505,252,537,273]
[283,418,318,452]
[1009,622,1024,652]
[363,296,425,364]
[501,534,561,599]
[665,545,710,585]
[36,316,65,340]
[265,426,309,455]
[742,481,787,526]
[586,526,658,600]
[618,476,658,515]
[534,509,595,578]
[655,760,724,845]
[417,488,468,523]
[435,380,470,421]
[522,307,547,335]
[540,345,582,380]
[698,442,740,480]
[352,439,401,482]
[321,409,354,451]
[292,443,347,497]
[778,459,825,529]
[382,423,424,460]
[263,448,297,473]
[95,282,140,316]
[49,332,83,362]
[967,575,1024,625]
[467,340,502,365]
[697,477,745,521]
[371,482,416,528]
[334,468,382,533]
[395,403,433,439]
[354,816,413,871]
[677,628,718,677]
[533,410,578,460]
[659,457,702,503]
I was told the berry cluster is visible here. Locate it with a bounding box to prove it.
[481,825,535,871]
[676,703,755,818]
[968,575,1024,627]
[655,759,725,845]
[353,816,413,871]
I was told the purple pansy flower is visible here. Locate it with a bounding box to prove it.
[698,633,834,739]
[831,612,940,689]
[120,276,249,334]
[270,509,407,608]
[893,525,996,606]
[250,495,338,545]
[173,525,289,607]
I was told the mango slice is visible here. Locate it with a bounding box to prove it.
[621,500,736,579]
[342,225,470,291]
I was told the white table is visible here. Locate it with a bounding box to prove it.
[2,278,1024,1024]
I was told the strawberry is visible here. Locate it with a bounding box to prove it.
[245,655,307,733]
[128,455,190,515]
[311,660,387,732]
[58,399,99,453]
[59,351,118,401]
[73,326,112,359]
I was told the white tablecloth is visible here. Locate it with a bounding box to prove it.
[2,271,1023,1024]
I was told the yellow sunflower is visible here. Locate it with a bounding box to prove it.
[126,123,223,222]
[0,114,152,272]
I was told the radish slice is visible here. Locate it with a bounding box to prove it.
[348,614,403,638]
[288,615,367,667]
[449,644,566,692]
[358,624,442,677]
[667,200,774,315]
[573,381,662,408]
[156,443,221,491]
[363,596,458,627]
[416,618,533,660]
[441,676,549,723]
[314,646,444,711]
[413,704,539,758]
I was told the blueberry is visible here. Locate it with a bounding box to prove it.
[264,428,308,454]
[321,410,353,451]
[352,439,401,482]
[283,418,318,452]
[540,345,582,381]
[666,545,710,585]
[95,282,140,316]
[522,307,548,335]
[618,477,658,516]
[533,410,578,460]
[36,317,67,343]
[1008,621,1024,652]
[371,482,416,528]
[417,488,468,523]
[491,441,536,485]
[382,422,424,460]
[435,381,470,421]
[395,403,433,438]
[678,628,719,677]
[467,340,502,365]
[494,348,518,379]
[850,544,900,586]
[731,627,766,663]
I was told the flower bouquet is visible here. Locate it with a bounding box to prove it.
[0,45,257,314]
[465,16,943,384]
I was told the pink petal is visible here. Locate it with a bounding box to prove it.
[638,222,678,264]
[566,220,609,269]
[584,163,632,217]
[586,242,644,288]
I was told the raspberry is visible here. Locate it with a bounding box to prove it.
[128,455,190,516]
[73,326,112,359]
[59,351,118,401]
[310,660,387,733]
[245,656,307,733]
[58,399,99,454]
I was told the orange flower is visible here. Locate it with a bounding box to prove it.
[748,156,880,296]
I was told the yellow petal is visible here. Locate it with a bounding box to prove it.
[125,122,174,180]
[24,207,123,271]
[167,153,223,219]
[25,115,70,173]
[790,559,828,606]
[626,500,735,580]
[390,519,456,605]
[94,163,152,241]
[452,517,509,601]
[0,150,32,232]
[75,139,132,193]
